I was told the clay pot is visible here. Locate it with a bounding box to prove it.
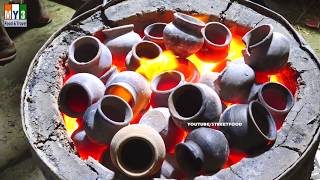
[110,124,166,178]
[220,101,277,153]
[175,128,229,174]
[150,70,185,108]
[139,107,185,152]
[105,71,151,122]
[160,154,182,179]
[58,73,105,118]
[163,12,205,57]
[197,22,232,62]
[242,24,290,74]
[84,95,133,145]
[68,36,112,77]
[198,72,220,91]
[168,83,222,130]
[249,82,294,129]
[99,66,118,84]
[103,24,142,69]
[214,62,255,103]
[143,23,167,49]
[125,41,162,71]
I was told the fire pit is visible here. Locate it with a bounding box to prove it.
[21,0,320,179]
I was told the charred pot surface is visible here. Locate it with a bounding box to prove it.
[110,124,166,178]
[168,83,222,131]
[68,36,112,77]
[150,70,185,108]
[58,73,105,118]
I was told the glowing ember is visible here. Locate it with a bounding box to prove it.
[227,34,246,61]
[62,113,79,136]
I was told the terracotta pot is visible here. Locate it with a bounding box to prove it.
[175,128,229,174]
[68,36,112,77]
[84,95,133,145]
[214,62,255,103]
[110,124,166,178]
[198,72,220,91]
[99,66,118,84]
[220,101,277,153]
[58,73,105,118]
[139,107,185,152]
[143,23,167,49]
[242,24,290,74]
[103,24,142,69]
[105,71,151,122]
[168,83,222,130]
[197,22,232,62]
[125,40,162,71]
[249,82,294,129]
[163,12,205,57]
[150,70,185,108]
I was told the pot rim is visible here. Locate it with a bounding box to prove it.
[258,82,294,113]
[105,83,137,107]
[68,35,102,65]
[243,24,273,50]
[202,22,232,48]
[96,95,133,125]
[102,24,134,36]
[144,22,167,41]
[151,70,185,94]
[248,101,277,141]
[174,12,206,29]
[132,40,162,61]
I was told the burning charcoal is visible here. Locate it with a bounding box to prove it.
[248,82,294,129]
[84,95,133,145]
[110,124,165,178]
[168,83,222,131]
[58,73,105,118]
[143,22,167,49]
[242,24,290,74]
[220,101,277,153]
[175,128,229,175]
[139,107,185,152]
[67,36,112,77]
[125,41,162,71]
[214,62,255,103]
[151,70,185,108]
[198,72,220,91]
[103,24,142,70]
[197,22,232,62]
[163,12,205,57]
[105,71,151,123]
[99,66,118,84]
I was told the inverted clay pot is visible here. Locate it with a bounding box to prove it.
[197,22,232,62]
[242,24,290,74]
[125,40,162,71]
[110,124,166,178]
[84,95,133,145]
[99,66,118,84]
[68,36,112,77]
[150,70,185,108]
[143,22,167,49]
[163,12,205,57]
[168,83,222,130]
[105,71,151,122]
[220,101,277,153]
[103,24,142,69]
[175,128,229,174]
[249,82,294,129]
[198,72,220,91]
[214,62,255,103]
[58,73,105,118]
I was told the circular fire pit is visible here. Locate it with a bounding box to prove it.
[21,0,320,179]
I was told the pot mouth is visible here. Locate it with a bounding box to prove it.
[102,24,134,36]
[202,22,232,47]
[174,12,205,28]
[59,82,91,117]
[144,23,166,40]
[169,83,205,120]
[132,41,162,60]
[243,24,273,50]
[248,101,277,141]
[151,70,185,94]
[258,82,294,113]
[117,136,156,176]
[97,95,133,125]
[105,83,136,108]
[69,36,102,64]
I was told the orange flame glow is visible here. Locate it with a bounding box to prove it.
[62,113,79,136]
[227,34,246,61]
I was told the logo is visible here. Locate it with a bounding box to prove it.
[3,3,27,27]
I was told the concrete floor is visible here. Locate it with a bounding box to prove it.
[0,0,319,179]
